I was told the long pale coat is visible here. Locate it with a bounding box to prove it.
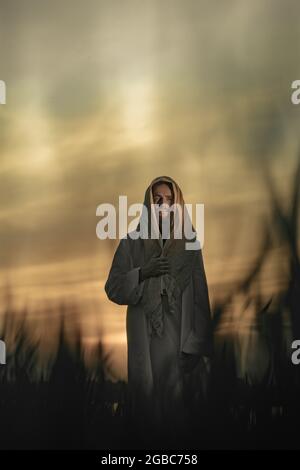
[105,233,213,424]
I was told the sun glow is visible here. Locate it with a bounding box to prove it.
[120,78,155,146]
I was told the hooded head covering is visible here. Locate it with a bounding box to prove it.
[137,176,200,337]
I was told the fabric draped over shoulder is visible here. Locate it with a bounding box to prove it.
[104,175,213,357]
[136,176,199,337]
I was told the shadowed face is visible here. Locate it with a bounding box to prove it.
[152,182,174,222]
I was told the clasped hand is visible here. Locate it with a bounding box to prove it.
[139,256,170,282]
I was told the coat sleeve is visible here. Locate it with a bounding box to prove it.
[104,238,145,306]
[182,249,214,357]
[194,249,214,356]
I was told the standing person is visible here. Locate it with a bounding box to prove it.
[105,176,213,437]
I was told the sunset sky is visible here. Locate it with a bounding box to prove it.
[0,0,299,379]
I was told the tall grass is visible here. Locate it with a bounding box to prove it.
[0,154,299,449]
